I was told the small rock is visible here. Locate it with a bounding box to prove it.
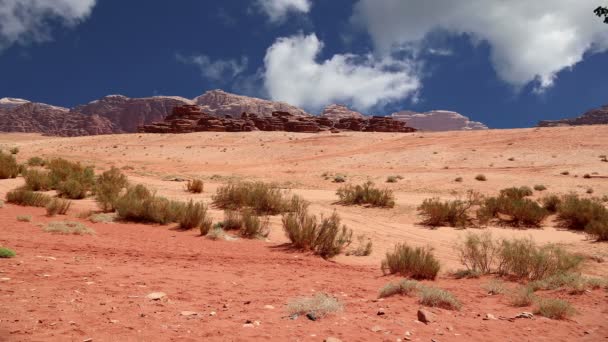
[324,337,343,342]
[83,339,93,342]
[243,324,254,328]
[289,314,299,320]
[180,311,198,317]
[145,292,166,301]
[306,313,317,321]
[514,312,534,319]
[109,319,119,324]
[377,308,386,316]
[405,331,412,336]
[371,325,384,333]
[417,309,436,324]
[209,311,217,316]
[264,305,275,310]
[483,314,497,320]
[0,278,10,281]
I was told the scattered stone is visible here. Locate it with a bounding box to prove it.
[180,311,198,317]
[417,309,436,324]
[514,312,534,319]
[0,278,10,281]
[264,305,275,310]
[289,314,299,320]
[145,292,166,301]
[370,325,384,333]
[324,337,343,342]
[306,313,317,321]
[483,314,497,320]
[243,324,254,328]
[83,338,93,342]
[209,311,217,317]
[109,319,119,324]
[377,308,386,316]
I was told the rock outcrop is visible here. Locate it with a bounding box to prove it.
[139,105,416,134]
[194,89,309,118]
[390,110,488,131]
[72,95,193,133]
[0,101,114,136]
[0,97,30,110]
[537,105,608,127]
[320,104,365,121]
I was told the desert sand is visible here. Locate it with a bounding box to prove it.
[0,125,607,341]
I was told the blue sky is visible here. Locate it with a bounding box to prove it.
[0,0,607,128]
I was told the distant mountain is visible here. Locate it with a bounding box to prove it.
[194,89,309,117]
[390,110,488,131]
[0,99,113,136]
[538,105,608,127]
[319,104,365,121]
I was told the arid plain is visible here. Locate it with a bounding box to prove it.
[1,125,607,341]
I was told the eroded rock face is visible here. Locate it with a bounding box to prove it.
[0,97,30,110]
[390,110,488,131]
[194,89,310,118]
[538,105,608,127]
[72,95,193,133]
[0,102,114,136]
[320,104,365,121]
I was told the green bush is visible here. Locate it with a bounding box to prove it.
[23,169,51,191]
[381,243,440,280]
[0,151,20,179]
[378,279,420,298]
[456,232,498,274]
[27,156,46,166]
[418,198,471,227]
[95,167,129,212]
[282,207,353,259]
[240,209,270,239]
[500,186,533,200]
[419,286,461,310]
[185,179,204,193]
[57,179,87,199]
[6,190,51,207]
[212,181,299,215]
[535,298,575,320]
[0,247,16,258]
[115,184,185,224]
[47,158,95,199]
[179,200,209,230]
[46,198,72,216]
[541,195,561,213]
[478,191,548,227]
[336,181,395,208]
[556,194,608,241]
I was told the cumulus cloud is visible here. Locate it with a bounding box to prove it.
[177,54,248,83]
[352,0,608,91]
[0,0,96,51]
[256,0,311,22]
[263,33,420,111]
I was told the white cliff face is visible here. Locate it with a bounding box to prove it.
[319,104,365,120]
[390,110,488,131]
[0,97,30,109]
[194,89,309,117]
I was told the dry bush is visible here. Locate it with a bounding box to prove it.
[482,279,506,295]
[497,238,582,280]
[452,269,481,279]
[336,181,395,208]
[534,184,547,191]
[240,209,270,239]
[6,190,52,207]
[508,286,536,307]
[9,147,19,154]
[222,210,242,230]
[287,293,343,318]
[386,176,399,183]
[212,181,298,215]
[418,190,482,228]
[378,279,420,298]
[95,167,129,212]
[456,232,498,274]
[478,190,548,227]
[0,247,16,258]
[499,186,533,200]
[205,225,225,240]
[333,175,346,183]
[528,273,605,293]
[47,158,95,199]
[89,213,116,223]
[23,169,51,191]
[419,286,461,310]
[46,198,72,216]
[556,194,608,241]
[199,216,213,236]
[179,200,209,230]
[0,151,20,179]
[475,174,487,181]
[282,207,352,259]
[27,156,45,166]
[115,184,185,224]
[535,298,575,320]
[44,221,95,235]
[17,215,32,222]
[381,243,440,280]
[185,179,204,193]
[541,195,561,213]
[347,234,373,256]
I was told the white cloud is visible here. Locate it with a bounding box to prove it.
[0,0,96,51]
[263,33,420,111]
[352,0,608,91]
[256,0,311,22]
[177,54,248,83]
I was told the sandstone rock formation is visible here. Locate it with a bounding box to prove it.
[537,105,608,127]
[194,89,309,118]
[140,105,416,134]
[320,104,365,121]
[72,95,193,133]
[0,97,30,109]
[0,101,114,136]
[390,110,488,131]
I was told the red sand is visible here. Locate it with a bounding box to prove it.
[1,205,606,342]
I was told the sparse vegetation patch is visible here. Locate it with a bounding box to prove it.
[44,221,94,235]
[381,243,440,280]
[0,247,16,258]
[336,181,395,208]
[287,293,343,319]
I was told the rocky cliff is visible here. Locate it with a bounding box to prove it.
[390,110,488,131]
[194,89,309,118]
[320,104,365,121]
[537,105,608,127]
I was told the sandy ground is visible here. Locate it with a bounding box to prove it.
[1,126,607,341]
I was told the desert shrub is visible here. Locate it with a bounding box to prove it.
[185,179,204,193]
[9,147,19,154]
[212,181,298,215]
[0,151,20,179]
[27,156,45,166]
[282,207,352,259]
[179,201,209,230]
[454,177,463,182]
[456,232,498,274]
[44,221,94,235]
[347,234,373,256]
[386,176,399,183]
[583,174,591,179]
[336,181,395,208]
[482,279,506,295]
[115,184,185,224]
[6,190,51,207]
[46,198,71,216]
[475,174,487,181]
[509,286,536,307]
[500,186,533,200]
[205,225,225,240]
[95,167,129,212]
[17,215,32,222]
[528,273,605,293]
[418,199,470,227]
[535,298,575,320]
[333,175,346,183]
[23,169,51,191]
[381,243,440,280]
[57,179,88,199]
[222,210,242,230]
[541,195,561,213]
[378,279,420,298]
[89,213,116,223]
[287,293,342,318]
[452,269,482,279]
[534,185,547,191]
[497,238,582,280]
[199,216,213,236]
[478,193,548,227]
[419,287,461,310]
[240,209,270,239]
[0,247,16,258]
[556,194,608,241]
[560,171,570,175]
[47,158,95,199]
